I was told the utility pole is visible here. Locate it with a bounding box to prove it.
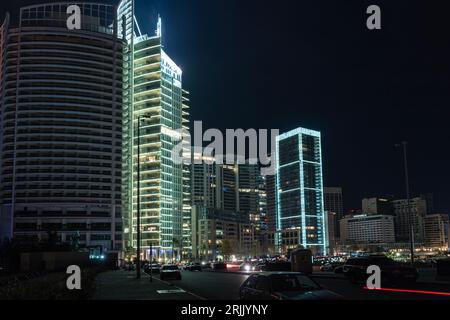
[149,243,153,282]
[136,116,141,279]
[397,141,414,266]
[136,115,152,279]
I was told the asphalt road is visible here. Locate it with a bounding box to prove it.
[158,270,450,300]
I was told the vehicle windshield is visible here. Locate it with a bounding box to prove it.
[162,265,179,270]
[270,275,321,292]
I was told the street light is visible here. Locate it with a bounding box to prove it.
[396,141,415,266]
[136,114,153,279]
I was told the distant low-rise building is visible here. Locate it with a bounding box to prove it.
[340,214,395,244]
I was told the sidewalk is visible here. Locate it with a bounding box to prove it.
[93,269,202,300]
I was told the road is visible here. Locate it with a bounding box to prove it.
[156,270,450,300]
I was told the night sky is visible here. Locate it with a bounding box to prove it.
[1,0,449,212]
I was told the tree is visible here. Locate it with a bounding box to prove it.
[123,246,135,261]
[221,240,235,261]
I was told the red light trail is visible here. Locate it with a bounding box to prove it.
[363,286,450,297]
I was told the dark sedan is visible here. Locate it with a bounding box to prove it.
[343,255,418,285]
[185,263,202,271]
[144,263,161,274]
[160,264,182,280]
[239,272,343,300]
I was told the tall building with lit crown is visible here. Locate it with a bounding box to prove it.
[275,127,327,255]
[0,3,124,250]
[118,0,186,260]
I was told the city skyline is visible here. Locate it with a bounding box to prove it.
[0,0,449,303]
[1,1,449,214]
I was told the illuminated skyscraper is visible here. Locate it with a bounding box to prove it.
[118,0,187,260]
[275,127,327,255]
[0,3,124,250]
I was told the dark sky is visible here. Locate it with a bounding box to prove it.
[1,0,449,212]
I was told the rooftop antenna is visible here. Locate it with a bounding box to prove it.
[156,14,162,38]
[134,15,142,37]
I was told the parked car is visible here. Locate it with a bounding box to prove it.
[320,263,335,272]
[201,261,212,270]
[343,255,418,284]
[212,262,227,270]
[144,263,161,274]
[239,272,343,300]
[320,263,344,272]
[160,264,182,280]
[185,262,202,271]
[334,265,344,274]
[240,262,255,272]
[254,261,291,272]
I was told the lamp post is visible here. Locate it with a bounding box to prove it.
[396,141,414,266]
[136,115,152,279]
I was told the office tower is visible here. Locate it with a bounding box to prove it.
[340,214,395,244]
[190,159,261,256]
[222,164,238,212]
[265,173,277,232]
[0,3,124,250]
[257,175,268,230]
[238,164,259,215]
[423,214,449,250]
[275,127,327,255]
[392,197,427,243]
[191,158,259,216]
[325,211,337,251]
[361,196,394,215]
[118,0,185,260]
[191,206,254,261]
[0,14,9,239]
[420,193,434,214]
[323,187,344,238]
[191,153,221,208]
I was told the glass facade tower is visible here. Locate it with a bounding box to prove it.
[0,3,124,250]
[118,0,187,260]
[275,127,327,255]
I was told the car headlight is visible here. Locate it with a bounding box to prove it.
[244,265,251,271]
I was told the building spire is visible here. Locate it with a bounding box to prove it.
[156,14,162,37]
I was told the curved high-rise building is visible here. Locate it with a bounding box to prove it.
[0,3,125,250]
